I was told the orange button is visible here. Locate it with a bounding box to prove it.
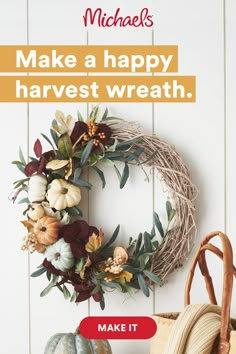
[79,316,157,339]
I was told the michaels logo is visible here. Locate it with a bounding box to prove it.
[83,8,154,28]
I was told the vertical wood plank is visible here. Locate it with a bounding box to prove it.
[154,0,225,312]
[28,1,88,353]
[0,1,29,353]
[226,0,236,316]
[88,18,156,354]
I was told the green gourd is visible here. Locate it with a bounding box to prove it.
[44,330,112,354]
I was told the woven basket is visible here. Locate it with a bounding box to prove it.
[150,231,236,354]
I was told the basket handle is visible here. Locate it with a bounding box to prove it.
[184,231,234,354]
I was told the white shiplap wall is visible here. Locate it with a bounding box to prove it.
[1,1,235,353]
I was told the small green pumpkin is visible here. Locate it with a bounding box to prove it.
[44,331,112,354]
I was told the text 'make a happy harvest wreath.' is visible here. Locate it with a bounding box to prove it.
[11,106,197,310]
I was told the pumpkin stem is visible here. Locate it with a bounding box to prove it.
[61,187,68,194]
[54,252,61,260]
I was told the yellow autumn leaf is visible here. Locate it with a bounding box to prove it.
[21,220,34,231]
[79,257,92,280]
[85,230,103,253]
[119,271,133,284]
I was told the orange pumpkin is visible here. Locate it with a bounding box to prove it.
[34,216,59,246]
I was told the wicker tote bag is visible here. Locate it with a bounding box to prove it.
[150,231,236,354]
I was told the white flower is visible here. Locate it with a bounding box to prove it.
[52,110,76,135]
[42,202,70,225]
[45,238,74,272]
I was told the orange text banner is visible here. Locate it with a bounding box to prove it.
[0,76,195,102]
[0,45,178,73]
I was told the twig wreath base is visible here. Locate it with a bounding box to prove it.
[106,119,197,279]
[11,106,197,309]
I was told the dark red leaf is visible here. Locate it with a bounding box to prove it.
[70,241,87,258]
[34,139,42,158]
[93,292,102,302]
[41,150,56,162]
[43,258,66,276]
[75,291,92,302]
[24,161,40,177]
[74,283,94,292]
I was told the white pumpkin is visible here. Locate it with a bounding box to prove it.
[46,178,81,210]
[27,203,45,221]
[45,238,74,272]
[28,175,47,203]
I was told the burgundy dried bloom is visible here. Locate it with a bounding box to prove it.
[70,121,88,145]
[43,258,66,276]
[60,220,99,259]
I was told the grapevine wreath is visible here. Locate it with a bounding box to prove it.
[11,106,197,309]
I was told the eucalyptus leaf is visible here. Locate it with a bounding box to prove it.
[46,270,52,282]
[91,284,101,295]
[40,282,55,297]
[50,127,59,146]
[168,209,176,222]
[63,285,71,300]
[154,212,164,238]
[138,150,157,165]
[19,147,26,165]
[113,165,121,181]
[137,273,150,297]
[12,160,25,166]
[70,291,78,302]
[137,254,151,270]
[73,178,92,189]
[120,163,129,189]
[80,139,94,166]
[99,143,105,156]
[101,225,120,250]
[101,158,114,166]
[166,201,172,220]
[133,147,145,158]
[101,107,108,121]
[90,105,99,119]
[100,294,105,311]
[144,232,153,252]
[143,270,162,285]
[122,284,136,299]
[18,197,30,205]
[16,164,25,173]
[101,281,122,292]
[56,284,64,293]
[73,167,82,181]
[13,177,29,185]
[116,137,141,149]
[105,152,123,160]
[31,267,47,278]
[77,110,84,122]
[92,166,106,188]
[150,226,156,238]
[41,133,55,149]
[121,265,139,274]
[52,274,59,285]
[74,258,84,272]
[65,206,82,216]
[135,233,143,255]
